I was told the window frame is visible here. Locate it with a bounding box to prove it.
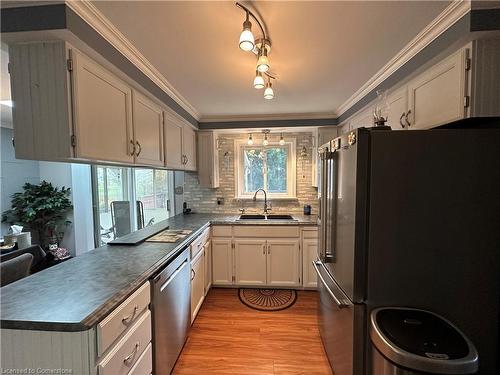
[235,138,296,199]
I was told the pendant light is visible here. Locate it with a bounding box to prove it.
[247,133,254,145]
[256,48,270,73]
[264,77,274,100]
[239,12,254,51]
[253,71,265,89]
[279,133,285,145]
[263,133,269,146]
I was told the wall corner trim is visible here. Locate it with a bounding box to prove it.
[334,0,472,118]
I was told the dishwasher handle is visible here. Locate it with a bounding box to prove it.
[159,259,188,292]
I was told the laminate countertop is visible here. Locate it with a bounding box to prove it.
[0,213,317,332]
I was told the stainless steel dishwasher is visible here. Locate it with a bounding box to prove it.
[151,247,191,375]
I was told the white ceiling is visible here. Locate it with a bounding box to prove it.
[47,2,452,120]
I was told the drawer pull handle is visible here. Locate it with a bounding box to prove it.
[123,342,140,366]
[191,268,196,281]
[121,306,138,325]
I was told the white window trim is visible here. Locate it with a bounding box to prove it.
[234,139,296,199]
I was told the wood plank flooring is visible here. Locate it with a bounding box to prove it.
[173,288,332,375]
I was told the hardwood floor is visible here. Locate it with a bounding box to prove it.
[173,288,332,375]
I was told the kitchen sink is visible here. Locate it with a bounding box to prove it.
[266,214,295,220]
[238,214,266,220]
[237,214,296,221]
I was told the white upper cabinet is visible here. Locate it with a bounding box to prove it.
[266,239,300,287]
[164,110,197,171]
[182,124,197,171]
[71,50,135,164]
[406,48,467,130]
[234,239,267,286]
[386,86,408,131]
[132,91,164,166]
[164,111,185,170]
[197,131,219,188]
[9,40,198,170]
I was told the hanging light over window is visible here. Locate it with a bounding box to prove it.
[247,133,254,145]
[264,78,274,100]
[263,133,269,146]
[279,133,285,145]
[239,12,254,52]
[253,71,265,89]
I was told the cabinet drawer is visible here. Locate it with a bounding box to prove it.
[97,281,150,356]
[233,226,299,238]
[128,342,152,375]
[212,225,232,237]
[98,309,152,375]
[302,228,318,239]
[190,227,210,259]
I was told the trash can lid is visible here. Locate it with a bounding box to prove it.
[370,308,478,374]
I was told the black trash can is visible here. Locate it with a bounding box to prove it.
[370,307,478,374]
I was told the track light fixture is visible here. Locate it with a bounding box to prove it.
[236,2,277,99]
[247,133,254,145]
[279,133,285,146]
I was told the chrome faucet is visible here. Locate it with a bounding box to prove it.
[253,188,270,214]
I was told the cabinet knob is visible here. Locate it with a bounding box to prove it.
[405,110,412,127]
[399,113,406,128]
[130,140,136,156]
[136,141,142,156]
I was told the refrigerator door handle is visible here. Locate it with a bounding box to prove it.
[325,150,337,263]
[313,261,351,308]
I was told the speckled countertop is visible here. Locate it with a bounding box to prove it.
[0,213,317,332]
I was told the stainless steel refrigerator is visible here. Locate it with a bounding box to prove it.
[315,121,500,375]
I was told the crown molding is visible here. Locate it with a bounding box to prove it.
[200,112,336,123]
[65,0,201,121]
[334,0,471,117]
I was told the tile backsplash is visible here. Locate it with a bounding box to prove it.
[184,132,319,215]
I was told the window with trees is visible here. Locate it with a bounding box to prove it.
[236,139,296,199]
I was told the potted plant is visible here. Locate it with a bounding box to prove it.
[2,181,73,248]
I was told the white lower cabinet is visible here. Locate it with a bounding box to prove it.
[190,249,205,323]
[234,239,267,285]
[302,238,319,288]
[266,239,300,287]
[212,238,233,285]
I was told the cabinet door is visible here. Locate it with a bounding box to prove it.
[164,111,184,169]
[302,238,318,288]
[132,91,164,166]
[190,250,205,323]
[183,124,197,171]
[267,239,300,287]
[72,51,134,163]
[204,240,212,295]
[407,49,466,129]
[234,239,267,286]
[211,239,233,285]
[197,132,219,188]
[386,86,408,131]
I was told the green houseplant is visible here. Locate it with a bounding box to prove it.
[2,181,73,248]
